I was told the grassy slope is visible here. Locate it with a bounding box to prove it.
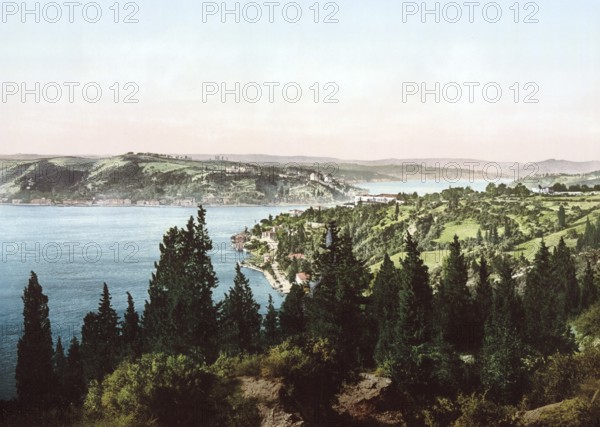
[370,195,600,273]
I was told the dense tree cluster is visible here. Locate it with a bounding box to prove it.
[8,204,600,426]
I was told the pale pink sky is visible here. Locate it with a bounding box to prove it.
[1,1,599,162]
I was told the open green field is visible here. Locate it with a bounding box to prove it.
[434,219,480,243]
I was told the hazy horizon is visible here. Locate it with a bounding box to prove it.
[1,152,599,164]
[1,1,599,161]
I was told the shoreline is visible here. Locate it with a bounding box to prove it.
[0,202,332,209]
[240,261,291,295]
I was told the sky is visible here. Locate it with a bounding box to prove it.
[0,0,599,161]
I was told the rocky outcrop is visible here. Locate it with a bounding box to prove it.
[239,373,406,427]
[239,377,305,427]
[334,373,406,426]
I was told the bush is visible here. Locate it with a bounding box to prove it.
[526,397,600,427]
[573,302,600,341]
[525,353,584,408]
[422,397,460,427]
[83,353,260,427]
[452,394,519,427]
[261,341,310,378]
[211,353,262,378]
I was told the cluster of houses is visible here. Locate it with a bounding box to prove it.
[534,187,599,196]
[309,172,333,183]
[354,194,403,205]
[0,197,198,207]
[231,232,248,252]
[261,225,285,241]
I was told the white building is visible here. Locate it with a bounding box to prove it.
[354,194,403,205]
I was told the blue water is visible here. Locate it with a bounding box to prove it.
[0,205,304,399]
[356,179,513,196]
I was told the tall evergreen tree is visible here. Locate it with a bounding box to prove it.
[474,255,493,350]
[580,261,598,310]
[279,283,306,339]
[476,228,483,244]
[121,292,141,359]
[491,225,500,244]
[263,294,280,347]
[481,260,527,403]
[81,283,119,382]
[53,336,67,401]
[370,253,401,363]
[523,241,575,356]
[557,205,567,229]
[397,232,433,347]
[15,271,54,406]
[64,337,85,405]
[553,237,580,316]
[219,265,262,355]
[577,217,597,250]
[143,207,219,360]
[504,218,513,239]
[383,233,449,397]
[306,222,372,371]
[436,235,474,351]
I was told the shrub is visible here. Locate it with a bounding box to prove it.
[211,353,263,378]
[573,302,600,341]
[525,353,584,408]
[422,397,460,427]
[527,397,600,427]
[261,340,310,378]
[83,353,260,427]
[452,394,519,427]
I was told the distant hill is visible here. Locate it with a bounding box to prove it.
[2,154,599,192]
[534,159,600,175]
[189,155,600,180]
[516,169,600,189]
[0,154,357,206]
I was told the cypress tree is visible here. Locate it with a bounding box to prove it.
[279,283,306,339]
[263,294,280,347]
[577,217,596,250]
[121,292,141,359]
[383,233,446,397]
[492,225,499,244]
[370,253,401,363]
[474,255,493,349]
[64,337,85,405]
[143,207,219,360]
[436,235,474,351]
[53,336,67,401]
[81,283,119,382]
[523,241,575,356]
[580,261,598,310]
[15,272,54,407]
[553,237,580,316]
[481,260,527,403]
[504,218,513,239]
[397,232,433,347]
[219,265,262,355]
[306,222,371,371]
[557,205,567,229]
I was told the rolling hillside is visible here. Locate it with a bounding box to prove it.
[0,154,357,206]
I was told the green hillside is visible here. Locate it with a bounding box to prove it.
[0,154,358,205]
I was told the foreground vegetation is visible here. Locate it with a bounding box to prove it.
[2,185,600,425]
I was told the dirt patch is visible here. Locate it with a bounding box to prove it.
[239,376,305,427]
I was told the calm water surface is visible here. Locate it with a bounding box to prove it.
[0,205,305,399]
